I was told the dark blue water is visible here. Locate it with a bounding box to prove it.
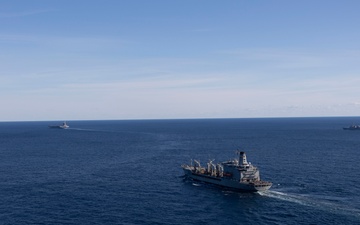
[1,118,360,224]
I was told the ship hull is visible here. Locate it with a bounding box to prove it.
[48,125,68,129]
[183,168,271,192]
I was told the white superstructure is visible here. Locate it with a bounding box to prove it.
[59,122,69,129]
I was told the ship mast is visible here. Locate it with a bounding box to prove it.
[239,151,249,166]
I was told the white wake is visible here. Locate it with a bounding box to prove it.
[259,190,360,218]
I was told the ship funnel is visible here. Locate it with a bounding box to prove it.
[239,151,249,166]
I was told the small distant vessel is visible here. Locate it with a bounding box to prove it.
[343,125,360,130]
[182,151,272,192]
[49,121,69,129]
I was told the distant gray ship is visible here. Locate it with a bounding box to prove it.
[48,121,69,129]
[343,125,360,130]
[182,151,272,192]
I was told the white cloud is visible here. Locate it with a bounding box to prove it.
[0,9,52,18]
[219,48,360,71]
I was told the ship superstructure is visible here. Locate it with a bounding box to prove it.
[182,151,272,192]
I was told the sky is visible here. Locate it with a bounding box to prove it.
[1,0,360,121]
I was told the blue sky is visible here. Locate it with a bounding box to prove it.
[1,1,360,121]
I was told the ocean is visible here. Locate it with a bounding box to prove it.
[0,117,359,224]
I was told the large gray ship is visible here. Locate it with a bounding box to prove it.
[182,151,272,192]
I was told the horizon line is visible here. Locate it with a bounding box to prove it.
[1,115,359,123]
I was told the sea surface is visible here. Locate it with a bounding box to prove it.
[0,117,360,225]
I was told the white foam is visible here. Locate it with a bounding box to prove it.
[259,190,360,218]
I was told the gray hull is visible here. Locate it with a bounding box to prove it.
[183,168,271,192]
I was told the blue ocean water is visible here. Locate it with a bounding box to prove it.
[0,118,359,224]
